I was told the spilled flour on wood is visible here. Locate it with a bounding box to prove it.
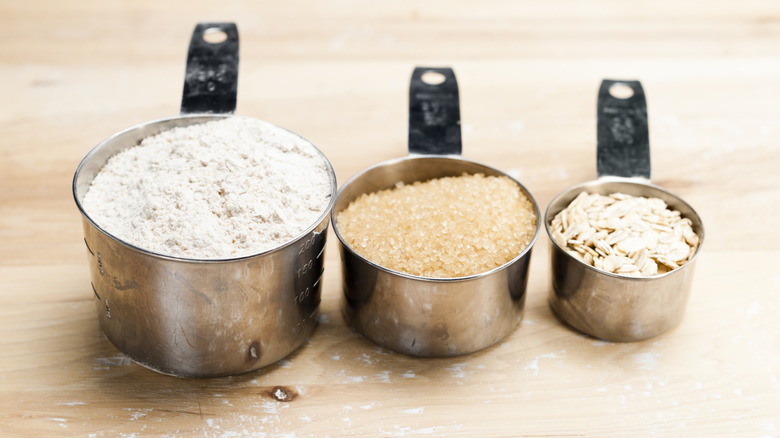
[523,351,565,376]
[634,351,659,370]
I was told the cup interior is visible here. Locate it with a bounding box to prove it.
[544,176,705,276]
[73,114,338,262]
[332,155,541,280]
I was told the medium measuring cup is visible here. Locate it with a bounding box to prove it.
[332,67,541,357]
[545,80,704,342]
[72,23,337,377]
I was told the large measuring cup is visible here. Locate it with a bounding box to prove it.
[545,80,704,342]
[332,67,540,357]
[72,23,337,377]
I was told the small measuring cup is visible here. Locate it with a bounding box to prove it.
[545,80,704,342]
[72,23,337,377]
[332,67,541,357]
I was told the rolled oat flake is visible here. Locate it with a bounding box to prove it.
[549,191,700,276]
[83,117,332,259]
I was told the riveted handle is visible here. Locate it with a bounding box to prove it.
[408,67,462,156]
[180,22,239,114]
[596,79,651,179]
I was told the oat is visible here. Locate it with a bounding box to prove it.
[550,192,699,276]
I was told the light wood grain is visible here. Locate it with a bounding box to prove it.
[2,1,779,436]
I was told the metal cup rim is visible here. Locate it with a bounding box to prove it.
[331,154,542,282]
[73,113,338,264]
[544,175,705,281]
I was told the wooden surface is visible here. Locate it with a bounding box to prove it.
[2,1,779,436]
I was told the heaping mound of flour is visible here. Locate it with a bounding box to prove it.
[83,117,333,259]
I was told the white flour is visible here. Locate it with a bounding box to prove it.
[83,117,332,259]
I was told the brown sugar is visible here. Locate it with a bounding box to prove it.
[336,173,537,278]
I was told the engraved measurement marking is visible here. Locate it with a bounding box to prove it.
[293,308,320,334]
[91,283,101,301]
[104,298,111,319]
[298,235,317,255]
[421,100,447,126]
[84,238,94,256]
[295,270,325,304]
[316,243,326,259]
[294,287,311,305]
[97,252,104,275]
[312,270,324,289]
[296,259,314,278]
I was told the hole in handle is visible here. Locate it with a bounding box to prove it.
[202,27,228,44]
[421,70,446,86]
[608,82,635,99]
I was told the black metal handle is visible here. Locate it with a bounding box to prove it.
[180,22,239,115]
[596,79,651,179]
[408,67,462,156]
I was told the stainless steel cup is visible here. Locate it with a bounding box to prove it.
[72,23,337,377]
[545,80,704,342]
[332,67,540,357]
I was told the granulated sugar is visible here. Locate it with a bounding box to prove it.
[336,173,537,278]
[83,117,332,259]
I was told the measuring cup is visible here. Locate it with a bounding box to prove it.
[72,23,337,377]
[332,67,541,357]
[545,80,704,342]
